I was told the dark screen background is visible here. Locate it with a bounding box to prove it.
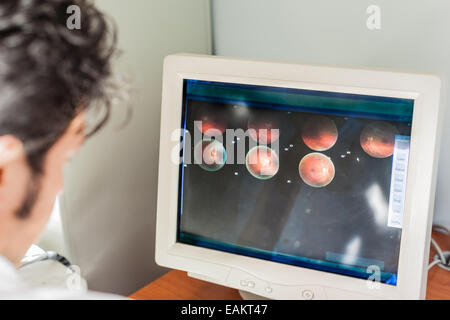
[178,84,413,282]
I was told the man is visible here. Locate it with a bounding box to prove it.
[0,0,123,299]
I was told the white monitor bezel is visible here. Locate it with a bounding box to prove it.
[155,54,442,299]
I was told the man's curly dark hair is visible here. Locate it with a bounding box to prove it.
[0,0,117,173]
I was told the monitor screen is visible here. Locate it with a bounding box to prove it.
[177,79,414,285]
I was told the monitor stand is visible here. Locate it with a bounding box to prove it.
[239,290,270,300]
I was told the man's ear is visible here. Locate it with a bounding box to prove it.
[0,135,23,168]
[0,135,24,188]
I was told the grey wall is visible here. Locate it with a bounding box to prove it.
[212,0,450,227]
[60,0,211,295]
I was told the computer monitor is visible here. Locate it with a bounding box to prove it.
[155,54,442,299]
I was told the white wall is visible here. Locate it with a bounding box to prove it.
[60,0,211,295]
[212,0,450,227]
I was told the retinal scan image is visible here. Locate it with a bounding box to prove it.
[177,80,414,284]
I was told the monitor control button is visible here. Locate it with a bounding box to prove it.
[240,280,248,287]
[247,281,255,288]
[302,289,314,300]
[265,287,273,293]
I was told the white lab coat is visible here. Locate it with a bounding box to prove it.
[0,255,124,300]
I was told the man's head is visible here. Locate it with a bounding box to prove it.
[0,0,116,265]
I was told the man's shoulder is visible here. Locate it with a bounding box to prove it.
[0,255,125,300]
[0,285,126,300]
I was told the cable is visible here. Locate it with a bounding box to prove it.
[431,238,446,265]
[428,259,441,270]
[432,224,450,234]
[428,224,449,271]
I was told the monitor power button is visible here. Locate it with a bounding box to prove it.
[302,289,314,300]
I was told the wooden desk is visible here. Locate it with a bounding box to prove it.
[131,231,449,300]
